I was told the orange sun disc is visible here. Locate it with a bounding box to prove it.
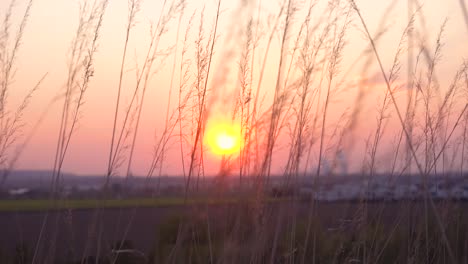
[205,121,241,156]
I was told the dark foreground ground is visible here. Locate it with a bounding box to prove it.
[1,201,468,263]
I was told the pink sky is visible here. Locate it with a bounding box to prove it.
[2,0,468,177]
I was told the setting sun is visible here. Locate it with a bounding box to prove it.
[205,120,241,156]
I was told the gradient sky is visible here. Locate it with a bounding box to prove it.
[1,0,468,177]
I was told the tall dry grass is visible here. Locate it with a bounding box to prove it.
[1,0,468,263]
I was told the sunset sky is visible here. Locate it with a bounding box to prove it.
[1,0,468,177]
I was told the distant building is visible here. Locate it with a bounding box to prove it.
[8,188,30,196]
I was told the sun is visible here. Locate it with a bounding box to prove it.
[216,133,236,151]
[205,120,241,156]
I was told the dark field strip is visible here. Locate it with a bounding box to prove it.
[1,197,466,212]
[0,197,251,212]
[1,201,468,262]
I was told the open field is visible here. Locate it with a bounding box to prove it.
[0,197,289,212]
[1,201,468,263]
[0,198,215,212]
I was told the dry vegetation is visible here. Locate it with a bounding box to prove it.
[1,0,468,263]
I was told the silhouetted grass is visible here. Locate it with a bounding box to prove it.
[1,0,468,263]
